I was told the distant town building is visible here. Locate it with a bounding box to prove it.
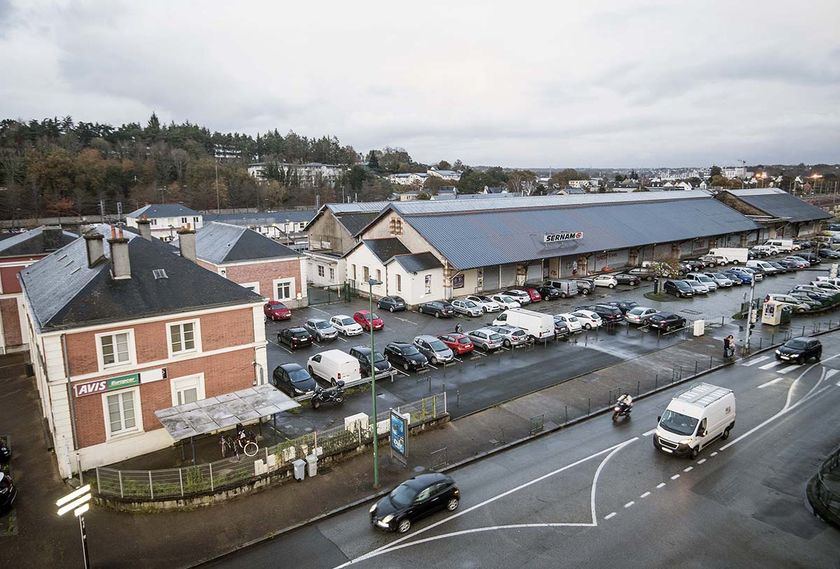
[126,204,203,242]
[722,166,748,178]
[427,168,461,182]
[388,172,429,186]
[248,162,348,188]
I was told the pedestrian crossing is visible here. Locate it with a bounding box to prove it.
[740,356,769,367]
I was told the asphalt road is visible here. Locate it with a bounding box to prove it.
[206,330,840,569]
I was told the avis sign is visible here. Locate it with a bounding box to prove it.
[74,373,140,397]
[543,231,583,244]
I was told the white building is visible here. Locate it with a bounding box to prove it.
[427,168,461,182]
[126,204,203,242]
[248,162,348,188]
[388,172,429,186]
[723,166,747,179]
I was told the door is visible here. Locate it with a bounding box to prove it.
[526,263,542,283]
[483,265,500,291]
[499,264,516,288]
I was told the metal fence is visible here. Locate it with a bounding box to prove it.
[95,393,446,500]
[811,447,840,521]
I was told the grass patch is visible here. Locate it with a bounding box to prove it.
[644,292,678,302]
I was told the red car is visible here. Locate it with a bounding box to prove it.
[353,310,384,331]
[264,300,291,321]
[438,333,475,355]
[524,288,542,302]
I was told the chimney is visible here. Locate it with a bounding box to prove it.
[107,226,131,280]
[137,216,152,241]
[177,223,197,262]
[84,230,105,268]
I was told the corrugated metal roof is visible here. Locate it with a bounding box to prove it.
[194,222,299,264]
[402,196,760,270]
[722,189,831,222]
[203,210,315,225]
[327,202,390,213]
[126,203,200,218]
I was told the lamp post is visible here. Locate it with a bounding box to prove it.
[368,277,383,488]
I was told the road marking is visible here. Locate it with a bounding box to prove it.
[604,512,616,520]
[778,364,800,374]
[710,452,718,457]
[453,357,463,363]
[427,364,438,370]
[656,483,666,489]
[683,466,693,472]
[826,369,839,380]
[670,474,680,480]
[837,380,840,387]
[337,337,348,343]
[394,369,410,377]
[642,428,657,437]
[624,501,635,508]
[640,492,651,499]
[309,306,330,315]
[697,459,707,464]
[757,377,785,389]
[393,317,417,326]
[758,360,781,370]
[741,355,770,367]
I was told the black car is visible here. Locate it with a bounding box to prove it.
[277,327,313,350]
[664,280,694,298]
[553,318,570,339]
[682,259,706,271]
[605,300,639,314]
[536,286,563,300]
[271,363,317,397]
[798,252,821,265]
[349,346,393,377]
[775,337,822,364]
[417,301,455,318]
[384,342,429,371]
[370,473,460,533]
[818,248,840,259]
[588,304,625,324]
[647,312,686,332]
[613,273,641,286]
[0,471,18,511]
[575,279,594,295]
[378,296,407,313]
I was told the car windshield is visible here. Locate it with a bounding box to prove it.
[389,483,418,507]
[698,276,713,283]
[269,302,286,309]
[458,337,472,344]
[489,333,503,342]
[676,282,691,289]
[341,318,355,325]
[499,296,513,302]
[464,301,477,308]
[315,321,331,329]
[291,330,309,338]
[365,313,380,321]
[288,369,311,383]
[659,409,699,436]
[373,352,387,363]
[714,273,728,279]
[401,345,420,356]
[429,340,448,351]
[628,308,645,315]
[784,339,809,349]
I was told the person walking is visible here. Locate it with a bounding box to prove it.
[723,335,732,359]
[454,322,463,334]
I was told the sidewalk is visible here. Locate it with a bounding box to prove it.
[1,314,835,569]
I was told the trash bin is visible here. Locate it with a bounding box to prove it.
[292,458,306,481]
[780,305,792,325]
[306,454,318,477]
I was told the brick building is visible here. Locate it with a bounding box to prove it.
[193,221,308,308]
[0,226,77,354]
[19,224,268,477]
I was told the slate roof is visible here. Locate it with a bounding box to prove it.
[126,203,200,218]
[368,192,760,270]
[303,202,390,234]
[363,238,411,263]
[721,188,831,223]
[387,253,444,273]
[203,210,315,225]
[194,222,299,264]
[20,225,262,332]
[0,226,78,257]
[338,212,380,236]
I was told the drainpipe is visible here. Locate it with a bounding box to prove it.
[61,333,80,452]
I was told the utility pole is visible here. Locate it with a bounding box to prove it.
[99,200,105,223]
[742,277,756,355]
[116,202,123,223]
[215,158,221,214]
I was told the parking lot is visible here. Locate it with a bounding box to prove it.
[264,257,836,438]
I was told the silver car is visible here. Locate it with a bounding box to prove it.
[467,328,504,352]
[625,307,658,325]
[413,335,455,364]
[450,299,484,317]
[487,325,531,348]
[303,318,339,341]
[706,273,733,288]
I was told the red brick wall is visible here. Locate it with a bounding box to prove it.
[73,348,256,447]
[0,255,42,294]
[0,298,23,347]
[225,258,301,300]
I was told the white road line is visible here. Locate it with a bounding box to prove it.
[757,377,785,389]
[427,364,438,370]
[837,381,840,387]
[656,482,666,489]
[453,357,463,363]
[825,369,839,380]
[697,459,707,464]
[710,452,718,457]
[741,355,770,367]
[604,512,617,520]
[640,492,651,499]
[642,428,657,437]
[777,364,800,375]
[671,474,680,480]
[624,501,635,508]
[758,360,781,370]
[337,337,348,343]
[309,306,330,315]
[683,466,693,472]
[394,370,410,377]
[394,317,418,326]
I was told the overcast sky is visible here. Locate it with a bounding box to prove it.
[1,0,838,168]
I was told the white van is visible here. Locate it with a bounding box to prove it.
[544,279,579,297]
[765,239,796,252]
[709,247,749,264]
[746,260,777,274]
[492,308,556,341]
[307,349,361,386]
[653,383,736,458]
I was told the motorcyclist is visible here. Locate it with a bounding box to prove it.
[616,393,633,412]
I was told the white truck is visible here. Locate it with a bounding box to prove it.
[709,247,749,264]
[307,349,361,386]
[653,383,736,458]
[764,238,796,252]
[492,308,556,341]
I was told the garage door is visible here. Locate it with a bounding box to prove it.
[483,265,500,291]
[526,263,542,283]
[500,264,517,288]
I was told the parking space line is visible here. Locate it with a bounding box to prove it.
[741,356,770,367]
[758,360,781,370]
[337,337,348,343]
[624,501,635,508]
[604,512,617,520]
[656,482,666,489]
[642,428,657,437]
[826,369,839,381]
[710,452,718,457]
[393,317,417,326]
[640,491,651,499]
[427,364,438,370]
[683,466,693,472]
[453,357,463,363]
[777,364,801,374]
[757,377,785,389]
[697,459,707,464]
[309,306,330,315]
[670,474,680,480]
[394,369,410,377]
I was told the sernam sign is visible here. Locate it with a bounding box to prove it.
[543,231,583,244]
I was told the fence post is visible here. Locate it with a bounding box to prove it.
[179,468,184,497]
[655,373,658,389]
[587,398,591,415]
[443,390,447,413]
[694,361,698,375]
[95,468,101,494]
[209,463,214,492]
[636,380,640,396]
[433,394,437,417]
[149,471,154,500]
[119,470,124,498]
[709,355,713,369]
[564,405,568,424]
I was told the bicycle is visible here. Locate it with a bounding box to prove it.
[234,425,259,457]
[220,433,239,459]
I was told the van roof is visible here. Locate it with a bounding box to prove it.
[675,382,732,408]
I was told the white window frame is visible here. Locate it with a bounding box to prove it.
[102,387,143,439]
[170,373,205,406]
[273,278,295,301]
[95,329,136,371]
[167,319,201,358]
[329,267,335,280]
[317,265,325,277]
[396,273,402,292]
[240,281,260,294]
[425,274,432,295]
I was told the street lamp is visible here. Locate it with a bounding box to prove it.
[368,277,383,488]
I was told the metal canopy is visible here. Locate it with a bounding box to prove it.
[154,385,300,442]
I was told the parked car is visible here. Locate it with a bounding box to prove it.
[330,314,364,336]
[370,473,460,533]
[377,296,407,313]
[604,300,639,314]
[0,471,18,511]
[798,252,821,265]
[570,310,602,330]
[553,319,570,339]
[775,337,822,364]
[739,266,764,281]
[684,273,717,292]
[349,346,393,377]
[450,299,483,317]
[384,341,429,371]
[536,285,563,300]
[684,279,710,295]
[682,259,706,271]
[354,310,384,331]
[705,273,734,287]
[764,293,812,312]
[554,313,583,333]
[781,256,809,269]
[789,290,831,309]
[264,300,291,321]
[699,254,728,267]
[487,325,531,348]
[585,304,625,324]
[304,318,339,342]
[307,349,362,385]
[663,280,694,298]
[465,295,502,312]
[818,248,840,259]
[627,267,656,281]
[277,327,313,350]
[491,294,521,309]
[613,273,641,285]
[438,333,475,355]
[592,275,618,289]
[413,335,455,364]
[722,269,751,285]
[647,312,686,332]
[418,301,456,318]
[492,308,556,341]
[575,279,595,295]
[503,289,532,305]
[625,306,658,325]
[790,285,834,299]
[544,279,579,297]
[271,363,317,397]
[523,287,543,303]
[466,328,504,352]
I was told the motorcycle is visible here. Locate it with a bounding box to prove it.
[612,402,632,421]
[311,381,345,410]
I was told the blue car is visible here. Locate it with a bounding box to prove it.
[722,269,752,285]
